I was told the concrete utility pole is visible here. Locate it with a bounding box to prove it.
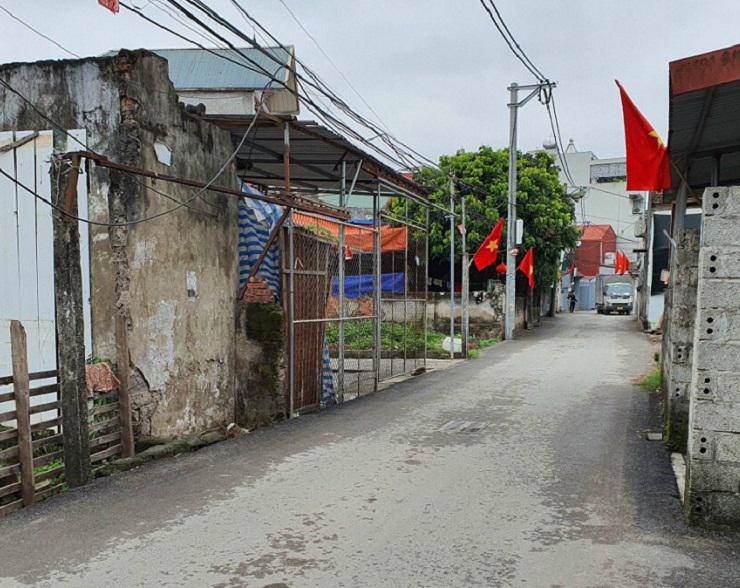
[504,81,556,340]
[449,177,456,359]
[461,193,469,358]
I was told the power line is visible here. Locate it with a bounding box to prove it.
[0,2,81,59]
[273,0,390,131]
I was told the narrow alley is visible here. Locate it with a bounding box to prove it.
[0,313,737,587]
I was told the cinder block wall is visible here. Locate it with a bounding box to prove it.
[661,230,700,452]
[685,186,740,527]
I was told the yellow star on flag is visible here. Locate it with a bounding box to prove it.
[486,239,499,252]
[648,130,664,147]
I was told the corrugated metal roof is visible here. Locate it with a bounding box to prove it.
[152,46,293,90]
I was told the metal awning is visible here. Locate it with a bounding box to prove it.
[668,44,740,190]
[204,114,430,202]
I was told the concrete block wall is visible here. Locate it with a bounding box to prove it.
[661,230,700,452]
[685,187,740,527]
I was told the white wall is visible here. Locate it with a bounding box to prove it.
[0,130,91,426]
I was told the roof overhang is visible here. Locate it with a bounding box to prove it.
[203,114,430,203]
[668,44,740,192]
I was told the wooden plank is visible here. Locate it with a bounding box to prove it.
[0,481,21,500]
[34,464,64,484]
[29,401,59,415]
[89,416,119,435]
[89,430,120,450]
[0,428,17,443]
[0,445,19,462]
[31,418,61,433]
[1,373,58,388]
[29,383,60,397]
[33,483,63,504]
[33,449,64,469]
[115,314,135,458]
[89,402,119,418]
[0,391,14,403]
[90,443,122,464]
[10,321,30,506]
[0,463,19,478]
[32,433,64,451]
[0,498,23,518]
[0,410,17,422]
[29,370,58,382]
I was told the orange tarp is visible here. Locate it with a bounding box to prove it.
[292,213,407,253]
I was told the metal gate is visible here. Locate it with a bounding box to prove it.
[284,200,428,412]
[378,207,428,381]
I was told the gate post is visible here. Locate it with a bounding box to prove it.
[51,153,91,487]
[373,184,381,392]
[10,321,35,506]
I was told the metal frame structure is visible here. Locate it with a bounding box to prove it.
[214,113,435,413]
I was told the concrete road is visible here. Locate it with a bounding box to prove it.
[1,313,738,587]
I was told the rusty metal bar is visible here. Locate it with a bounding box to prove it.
[58,151,349,220]
[238,208,291,300]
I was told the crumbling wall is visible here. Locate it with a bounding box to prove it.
[113,52,238,437]
[661,230,700,452]
[685,186,740,527]
[234,300,286,428]
[0,52,238,438]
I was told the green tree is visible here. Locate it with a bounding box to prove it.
[391,146,578,290]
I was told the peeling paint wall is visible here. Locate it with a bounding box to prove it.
[0,51,238,437]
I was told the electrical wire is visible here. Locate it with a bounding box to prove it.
[0,2,82,59]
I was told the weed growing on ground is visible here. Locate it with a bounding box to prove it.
[639,365,662,392]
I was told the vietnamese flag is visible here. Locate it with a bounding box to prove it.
[616,80,671,191]
[472,217,505,271]
[518,248,535,289]
[615,251,624,275]
[99,0,120,13]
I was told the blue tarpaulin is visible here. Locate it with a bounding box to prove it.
[331,272,404,299]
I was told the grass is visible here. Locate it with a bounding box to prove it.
[325,321,496,357]
[639,365,662,392]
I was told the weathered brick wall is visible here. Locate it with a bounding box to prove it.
[685,186,740,527]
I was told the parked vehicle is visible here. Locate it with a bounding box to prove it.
[595,275,633,315]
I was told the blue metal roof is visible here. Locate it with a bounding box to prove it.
[152,46,293,90]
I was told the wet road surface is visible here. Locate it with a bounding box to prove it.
[0,312,738,587]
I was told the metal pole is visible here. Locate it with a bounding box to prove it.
[373,184,381,391]
[288,211,296,418]
[505,83,519,341]
[424,206,430,370]
[449,177,455,359]
[338,162,346,402]
[461,194,469,358]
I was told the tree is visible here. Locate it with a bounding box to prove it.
[390,146,579,290]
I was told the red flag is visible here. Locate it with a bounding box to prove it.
[622,252,630,275]
[616,80,671,191]
[472,217,505,271]
[518,248,535,289]
[99,0,120,13]
[615,251,623,275]
[495,262,507,274]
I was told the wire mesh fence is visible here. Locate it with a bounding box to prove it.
[284,200,428,411]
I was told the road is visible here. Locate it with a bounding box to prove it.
[1,313,738,587]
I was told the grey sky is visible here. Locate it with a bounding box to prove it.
[0,0,738,163]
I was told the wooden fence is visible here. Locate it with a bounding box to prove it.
[0,320,133,519]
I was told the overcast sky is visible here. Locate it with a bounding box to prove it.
[0,0,738,163]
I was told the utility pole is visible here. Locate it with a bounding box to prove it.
[504,81,556,340]
[449,177,455,359]
[461,193,469,358]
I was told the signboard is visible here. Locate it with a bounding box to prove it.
[670,44,740,95]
